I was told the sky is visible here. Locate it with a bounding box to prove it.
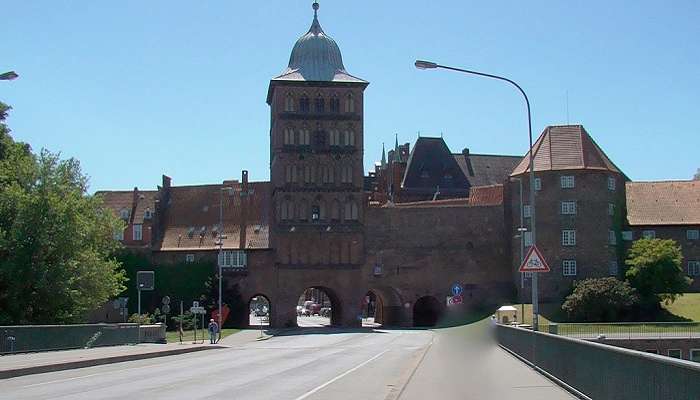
[2,1,699,192]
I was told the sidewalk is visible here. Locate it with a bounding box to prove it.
[0,341,226,379]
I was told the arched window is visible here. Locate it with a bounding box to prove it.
[319,200,327,220]
[315,96,325,113]
[351,201,359,220]
[330,95,340,113]
[300,128,310,146]
[299,95,310,113]
[285,93,295,112]
[285,165,293,183]
[331,200,341,221]
[344,93,355,113]
[298,199,309,221]
[341,165,353,184]
[344,129,355,146]
[303,165,312,183]
[344,201,352,221]
[280,198,294,221]
[328,166,335,183]
[283,127,294,145]
[329,129,340,146]
[291,164,298,183]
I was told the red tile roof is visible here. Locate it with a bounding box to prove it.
[511,125,623,176]
[96,189,156,225]
[157,182,271,251]
[468,184,504,206]
[626,180,700,226]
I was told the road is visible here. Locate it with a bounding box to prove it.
[0,321,575,400]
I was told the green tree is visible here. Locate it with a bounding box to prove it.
[0,102,127,324]
[562,277,639,322]
[625,238,690,306]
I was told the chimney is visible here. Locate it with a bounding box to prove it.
[462,148,474,176]
[132,187,139,210]
[162,175,171,189]
[239,170,249,251]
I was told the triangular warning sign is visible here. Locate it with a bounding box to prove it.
[519,245,550,272]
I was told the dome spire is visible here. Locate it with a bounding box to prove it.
[310,2,322,34]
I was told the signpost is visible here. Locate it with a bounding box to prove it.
[136,271,155,321]
[518,246,550,273]
[189,302,206,344]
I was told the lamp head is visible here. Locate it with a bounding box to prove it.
[414,60,438,70]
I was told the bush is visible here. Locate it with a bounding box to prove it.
[562,278,639,322]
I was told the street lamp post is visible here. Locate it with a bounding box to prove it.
[217,186,233,342]
[415,60,540,330]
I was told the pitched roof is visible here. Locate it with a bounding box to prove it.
[511,125,624,176]
[401,137,470,195]
[157,182,271,251]
[468,185,504,206]
[626,180,700,226]
[97,189,157,225]
[454,153,521,186]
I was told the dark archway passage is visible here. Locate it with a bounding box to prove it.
[361,290,384,327]
[248,295,270,327]
[296,287,341,327]
[413,296,443,327]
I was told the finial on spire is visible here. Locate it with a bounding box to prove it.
[313,1,319,17]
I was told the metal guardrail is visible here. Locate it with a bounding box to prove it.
[1,323,166,355]
[541,322,700,339]
[496,324,700,400]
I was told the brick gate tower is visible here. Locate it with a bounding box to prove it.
[266,2,369,325]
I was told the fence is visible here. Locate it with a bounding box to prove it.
[496,324,700,400]
[1,323,166,354]
[543,322,700,339]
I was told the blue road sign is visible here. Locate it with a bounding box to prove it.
[451,283,463,296]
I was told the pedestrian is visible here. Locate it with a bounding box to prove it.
[208,318,219,344]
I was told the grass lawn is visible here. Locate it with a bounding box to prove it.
[166,328,240,343]
[662,293,700,322]
[511,293,700,332]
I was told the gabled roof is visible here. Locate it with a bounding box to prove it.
[157,182,271,251]
[96,189,157,225]
[454,153,521,186]
[510,125,624,176]
[626,180,700,226]
[401,137,470,194]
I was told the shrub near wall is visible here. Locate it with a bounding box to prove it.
[116,251,213,317]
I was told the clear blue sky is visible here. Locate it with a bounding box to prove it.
[3,1,699,192]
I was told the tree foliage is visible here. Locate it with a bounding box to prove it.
[0,102,126,324]
[694,168,700,180]
[562,277,639,322]
[625,238,690,306]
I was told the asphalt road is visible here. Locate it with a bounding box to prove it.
[0,322,575,400]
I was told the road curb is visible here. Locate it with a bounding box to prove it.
[0,345,227,380]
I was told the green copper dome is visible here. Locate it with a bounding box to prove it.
[274,3,365,83]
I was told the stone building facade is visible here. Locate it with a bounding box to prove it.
[98,3,700,327]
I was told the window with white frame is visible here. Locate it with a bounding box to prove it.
[563,260,577,276]
[622,231,633,241]
[609,230,617,245]
[609,260,619,276]
[561,201,577,215]
[608,203,615,216]
[218,250,247,268]
[562,230,576,246]
[523,231,533,247]
[523,205,532,218]
[688,261,700,277]
[560,175,575,189]
[608,176,616,191]
[690,349,700,363]
[668,349,682,359]
[534,178,542,191]
[642,230,656,239]
[688,230,699,240]
[133,224,143,241]
[114,229,124,241]
[185,254,195,263]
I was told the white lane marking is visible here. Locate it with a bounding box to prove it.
[292,348,391,400]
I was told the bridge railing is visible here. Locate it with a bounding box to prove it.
[1,323,166,354]
[542,322,700,339]
[496,324,700,400]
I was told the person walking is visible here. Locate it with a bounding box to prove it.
[208,318,219,344]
